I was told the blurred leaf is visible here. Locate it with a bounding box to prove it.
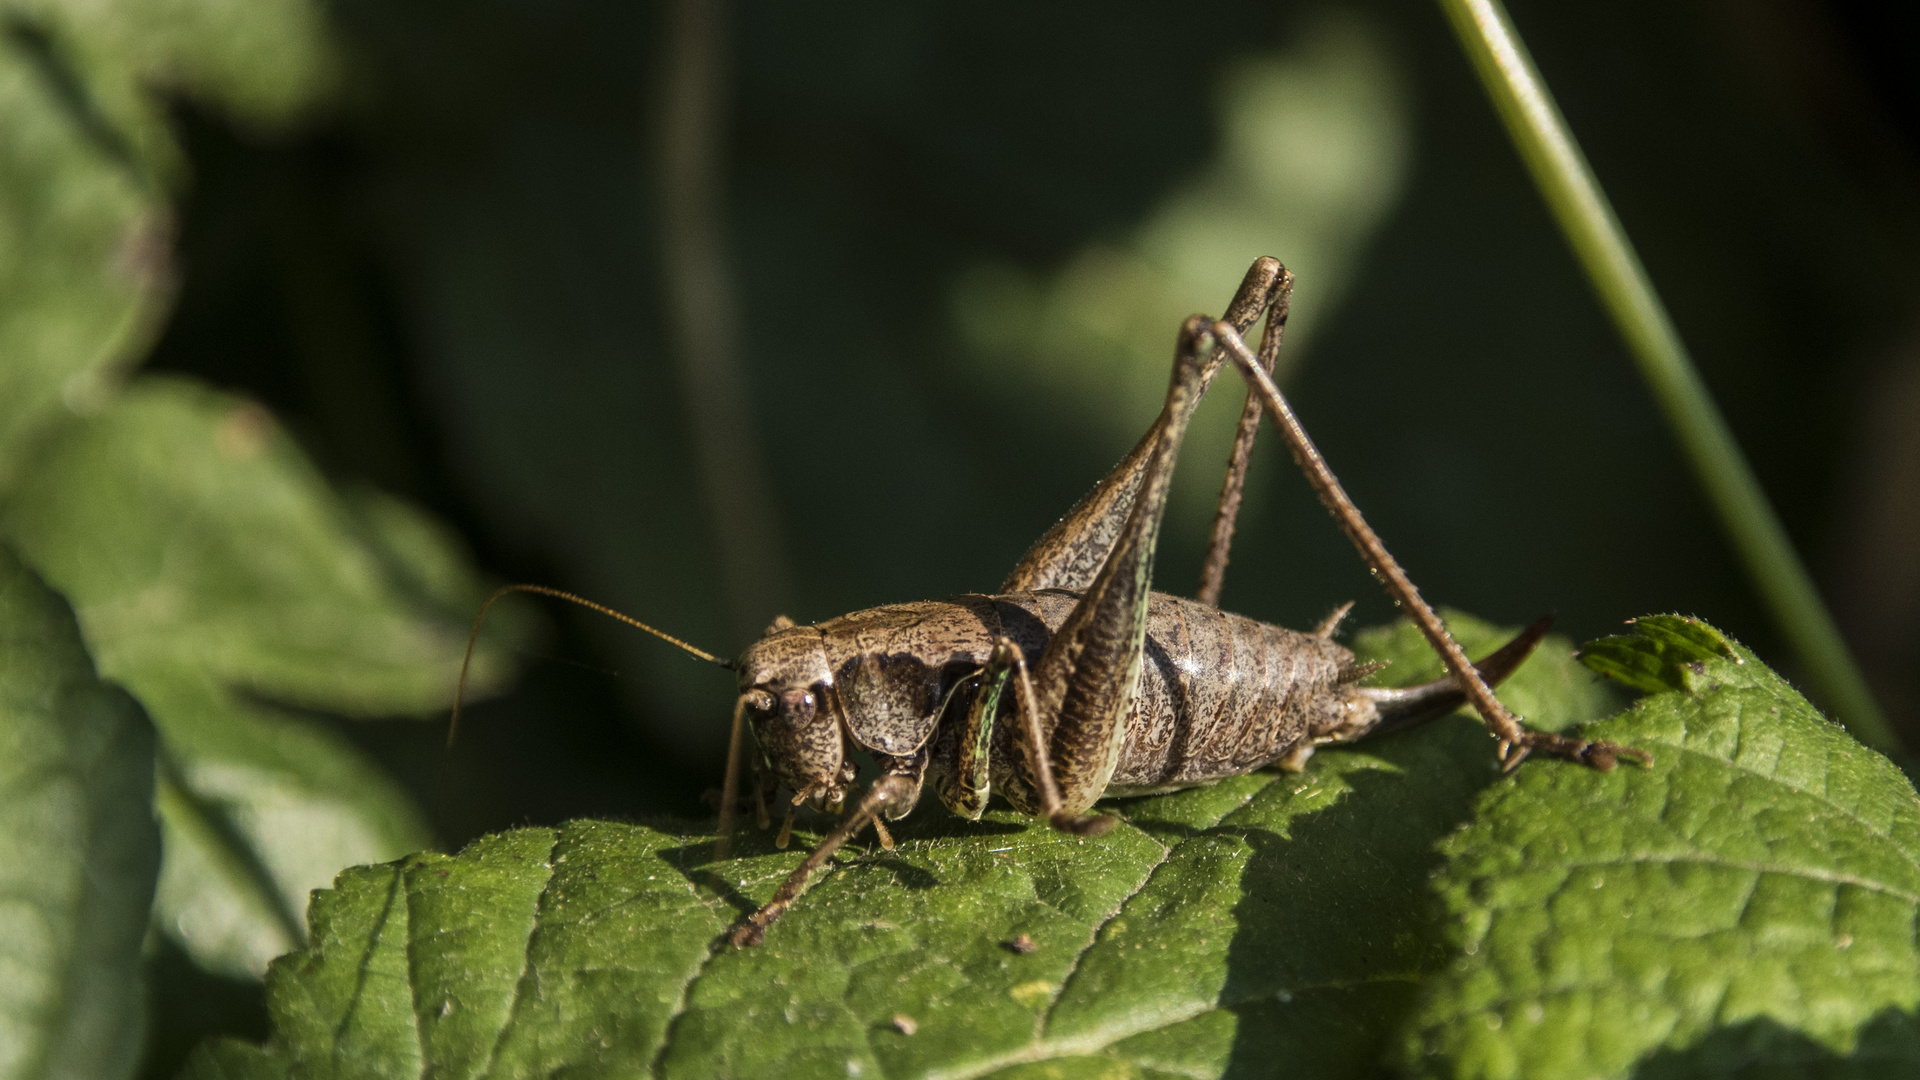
[185,615,1593,1077]
[10,0,339,130]
[0,377,520,979]
[1403,623,1920,1078]
[949,12,1409,529]
[4,376,520,715]
[1350,609,1618,735]
[0,20,170,481]
[149,670,430,981]
[0,0,490,1039]
[0,0,338,480]
[343,486,502,618]
[0,545,160,1080]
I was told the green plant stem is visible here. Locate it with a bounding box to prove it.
[1436,0,1899,753]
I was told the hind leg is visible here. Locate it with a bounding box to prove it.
[1211,321,1650,773]
[1000,258,1291,594]
[1198,266,1294,607]
[1002,318,1222,818]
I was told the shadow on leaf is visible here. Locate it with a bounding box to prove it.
[1629,1007,1920,1079]
[1218,716,1502,1077]
[833,852,941,891]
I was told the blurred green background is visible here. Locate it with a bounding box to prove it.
[2,0,1918,1071]
[152,0,1920,821]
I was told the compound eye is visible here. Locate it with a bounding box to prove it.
[779,688,817,726]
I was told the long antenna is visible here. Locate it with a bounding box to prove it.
[449,583,731,747]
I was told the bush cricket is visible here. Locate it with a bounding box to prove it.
[455,257,1649,947]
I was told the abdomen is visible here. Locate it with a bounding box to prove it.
[980,590,1359,796]
[1107,593,1355,789]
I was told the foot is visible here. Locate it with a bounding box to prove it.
[1499,730,1653,773]
[1049,810,1118,836]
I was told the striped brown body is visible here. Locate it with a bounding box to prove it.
[742,588,1375,820]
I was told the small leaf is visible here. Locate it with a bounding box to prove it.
[1403,622,1920,1078]
[0,545,160,1080]
[1576,613,1740,694]
[187,616,1597,1077]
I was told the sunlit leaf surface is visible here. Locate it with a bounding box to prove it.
[1404,618,1920,1079]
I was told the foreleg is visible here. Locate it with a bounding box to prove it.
[730,773,917,947]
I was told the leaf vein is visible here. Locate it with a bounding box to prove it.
[927,970,1421,1080]
[1037,773,1277,1039]
[1035,826,1174,1040]
[476,833,559,1080]
[648,841,736,1077]
[1656,733,1918,861]
[334,864,409,1060]
[1542,852,1920,906]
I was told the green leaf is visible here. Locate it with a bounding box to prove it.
[0,544,160,1080]
[147,671,431,981]
[0,20,169,480]
[5,377,520,715]
[1575,613,1741,694]
[186,615,1602,1077]
[2,377,515,978]
[1403,621,1920,1078]
[10,0,340,129]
